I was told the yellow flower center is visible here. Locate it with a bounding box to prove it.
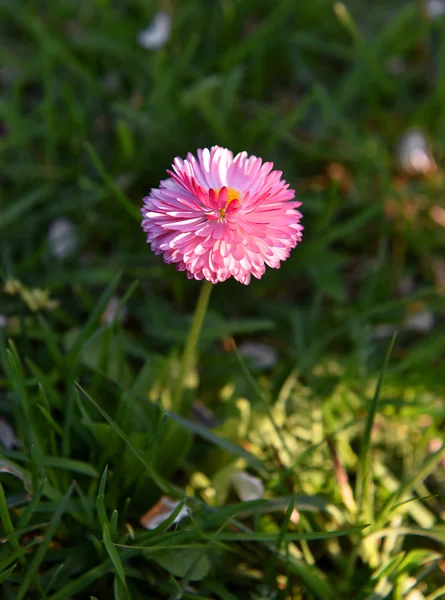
[217,187,240,217]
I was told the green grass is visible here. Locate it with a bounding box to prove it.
[1,0,445,598]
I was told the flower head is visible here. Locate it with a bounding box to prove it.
[141,146,303,284]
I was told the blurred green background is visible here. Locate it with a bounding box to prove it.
[1,1,445,598]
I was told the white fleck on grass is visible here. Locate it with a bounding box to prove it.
[0,418,21,449]
[101,296,127,325]
[137,12,171,50]
[231,471,265,502]
[373,324,397,339]
[426,0,445,19]
[404,310,434,333]
[238,342,277,369]
[396,129,436,176]
[47,218,78,259]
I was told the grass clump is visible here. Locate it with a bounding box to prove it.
[1,0,445,598]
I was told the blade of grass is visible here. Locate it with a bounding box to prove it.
[113,575,126,600]
[365,527,445,546]
[0,564,17,584]
[373,461,436,528]
[36,315,64,366]
[332,2,362,44]
[44,563,65,595]
[96,465,109,527]
[16,482,75,600]
[37,403,63,437]
[38,384,59,458]
[48,551,140,600]
[282,551,334,600]
[5,342,42,452]
[25,360,62,409]
[129,525,369,548]
[376,442,445,529]
[0,483,26,567]
[0,187,50,233]
[67,272,122,364]
[265,494,296,582]
[74,481,95,527]
[426,585,445,600]
[165,410,266,474]
[77,383,175,495]
[136,496,335,546]
[0,539,42,573]
[83,142,140,221]
[232,342,294,466]
[212,524,368,542]
[103,524,127,590]
[110,510,118,539]
[356,334,396,518]
[29,444,46,504]
[17,481,46,531]
[170,518,228,600]
[3,452,98,477]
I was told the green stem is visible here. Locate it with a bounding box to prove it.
[172,280,213,413]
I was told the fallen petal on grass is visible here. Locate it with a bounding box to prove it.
[47,218,78,259]
[140,496,190,530]
[231,472,265,502]
[397,129,437,176]
[137,12,172,50]
[238,342,278,369]
[0,418,21,450]
[403,310,434,333]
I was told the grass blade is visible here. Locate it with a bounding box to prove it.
[4,453,98,477]
[165,410,265,474]
[212,525,369,542]
[48,551,140,600]
[232,342,293,465]
[0,564,17,584]
[67,272,122,364]
[84,142,140,221]
[16,482,74,600]
[0,187,50,233]
[96,465,109,527]
[376,442,445,528]
[356,334,396,517]
[77,383,174,495]
[0,483,26,567]
[103,524,127,589]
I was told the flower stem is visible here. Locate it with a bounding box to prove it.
[172,280,213,413]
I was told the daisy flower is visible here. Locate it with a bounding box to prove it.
[141,146,303,284]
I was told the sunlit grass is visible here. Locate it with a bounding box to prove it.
[1,0,445,598]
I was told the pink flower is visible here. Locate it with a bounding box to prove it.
[141,146,303,284]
